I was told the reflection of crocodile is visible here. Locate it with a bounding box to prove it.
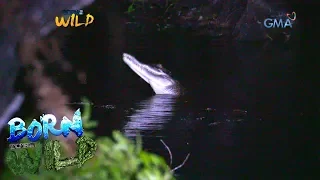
[123,53,184,96]
[123,95,176,137]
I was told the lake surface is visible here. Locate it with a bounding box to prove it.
[0,2,315,177]
[89,91,309,179]
[2,12,311,177]
[75,25,311,178]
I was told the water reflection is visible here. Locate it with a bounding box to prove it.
[123,95,178,138]
[96,91,305,178]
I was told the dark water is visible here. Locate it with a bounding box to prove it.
[2,5,313,177]
[87,37,310,178]
[89,92,309,179]
[62,14,312,177]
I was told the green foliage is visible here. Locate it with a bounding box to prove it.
[2,97,175,180]
[81,97,97,138]
[127,4,136,14]
[78,132,174,180]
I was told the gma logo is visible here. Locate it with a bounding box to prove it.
[55,13,94,27]
[263,18,293,29]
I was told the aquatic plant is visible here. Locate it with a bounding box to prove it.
[2,97,176,180]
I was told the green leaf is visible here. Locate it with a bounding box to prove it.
[127,4,135,13]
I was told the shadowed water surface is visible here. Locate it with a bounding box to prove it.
[89,90,308,179]
[81,30,310,178]
[0,1,313,178]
